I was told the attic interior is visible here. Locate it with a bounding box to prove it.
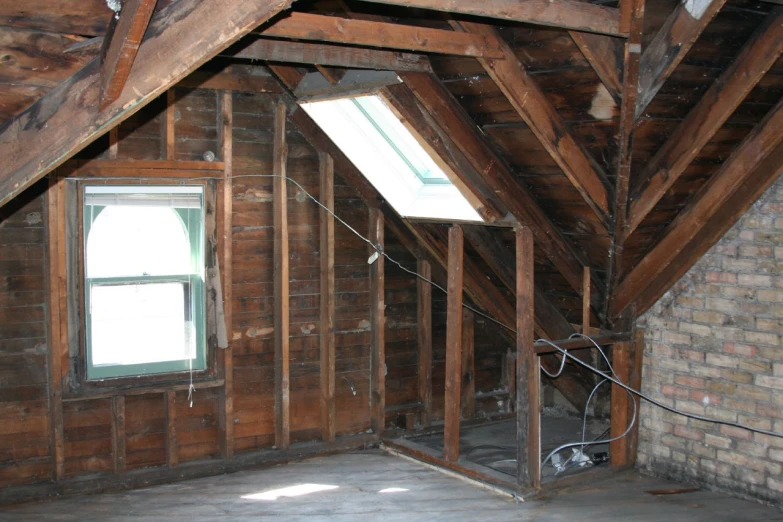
[0,0,782,518]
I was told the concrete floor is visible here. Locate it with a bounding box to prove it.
[2,450,781,521]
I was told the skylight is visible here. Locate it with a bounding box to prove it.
[300,95,482,222]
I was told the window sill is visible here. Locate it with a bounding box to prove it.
[63,377,224,402]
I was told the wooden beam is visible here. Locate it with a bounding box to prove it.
[635,0,727,119]
[108,127,119,159]
[626,8,783,238]
[461,308,475,420]
[399,72,590,300]
[178,70,282,93]
[626,328,644,467]
[273,100,290,451]
[111,396,126,474]
[99,0,157,110]
[217,90,234,459]
[516,226,540,489]
[319,152,336,442]
[444,224,464,463]
[381,84,506,222]
[369,209,386,436]
[417,259,433,428]
[357,0,625,37]
[162,90,176,160]
[315,65,346,85]
[452,21,611,226]
[615,97,783,317]
[229,39,432,72]
[582,266,591,335]
[46,175,65,481]
[261,12,505,58]
[164,390,178,468]
[609,341,631,467]
[569,32,624,104]
[267,64,308,92]
[605,0,644,320]
[0,0,293,210]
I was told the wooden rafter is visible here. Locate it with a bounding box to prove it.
[356,0,625,37]
[625,7,783,238]
[614,97,783,318]
[228,38,432,71]
[99,0,157,110]
[261,12,505,58]
[178,69,282,93]
[0,0,295,210]
[398,71,593,304]
[605,0,645,321]
[570,32,624,104]
[452,21,612,228]
[635,0,727,119]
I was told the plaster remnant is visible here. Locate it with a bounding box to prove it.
[246,326,275,338]
[588,84,616,121]
[358,319,371,330]
[683,0,711,20]
[24,212,41,225]
[300,324,316,334]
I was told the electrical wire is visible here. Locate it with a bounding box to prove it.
[68,174,783,441]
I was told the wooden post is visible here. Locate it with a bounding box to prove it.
[626,328,644,466]
[217,90,234,459]
[582,266,591,335]
[46,175,65,481]
[461,308,475,420]
[164,390,178,468]
[610,340,631,468]
[369,208,386,435]
[516,226,540,489]
[444,224,463,463]
[320,152,336,442]
[417,259,432,427]
[108,127,119,159]
[273,100,290,450]
[163,89,176,160]
[111,396,126,474]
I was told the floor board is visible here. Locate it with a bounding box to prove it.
[1,450,780,521]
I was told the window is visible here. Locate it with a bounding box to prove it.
[300,94,483,222]
[83,186,206,380]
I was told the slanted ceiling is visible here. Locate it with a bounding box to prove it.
[0,0,781,330]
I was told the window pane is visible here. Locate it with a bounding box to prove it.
[86,206,192,278]
[90,283,194,367]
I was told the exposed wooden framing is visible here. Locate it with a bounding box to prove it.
[582,267,591,335]
[273,100,290,451]
[163,90,176,160]
[635,0,727,119]
[534,333,630,355]
[63,379,226,402]
[452,21,611,226]
[398,72,590,302]
[615,97,783,318]
[516,226,539,489]
[626,8,783,238]
[268,64,308,93]
[417,259,433,428]
[229,39,433,72]
[177,70,282,93]
[261,12,505,58]
[633,141,783,316]
[46,175,65,481]
[164,390,178,468]
[315,65,346,85]
[99,0,157,109]
[357,0,625,37]
[0,0,294,210]
[319,152,336,442]
[111,396,126,473]
[444,224,464,463]
[605,0,645,321]
[108,127,119,159]
[626,328,644,466]
[217,90,234,459]
[461,309,475,420]
[569,32,624,104]
[381,84,506,222]
[610,341,631,468]
[369,209,386,436]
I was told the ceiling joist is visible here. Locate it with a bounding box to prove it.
[570,32,624,104]
[261,12,505,58]
[356,0,626,37]
[635,0,727,119]
[228,38,432,71]
[452,21,612,228]
[625,7,783,238]
[0,0,295,209]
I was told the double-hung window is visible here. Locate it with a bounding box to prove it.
[83,185,206,380]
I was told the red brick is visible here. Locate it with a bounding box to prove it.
[722,342,757,357]
[674,375,705,388]
[720,425,753,441]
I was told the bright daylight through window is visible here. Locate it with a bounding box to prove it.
[301,94,483,222]
[83,186,206,380]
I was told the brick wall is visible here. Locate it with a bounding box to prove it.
[637,175,783,505]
